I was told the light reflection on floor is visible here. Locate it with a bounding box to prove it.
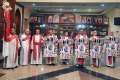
[0,65,71,80]
[0,65,119,80]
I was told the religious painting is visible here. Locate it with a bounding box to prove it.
[53,14,59,23]
[60,13,75,24]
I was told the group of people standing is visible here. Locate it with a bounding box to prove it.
[2,27,120,69]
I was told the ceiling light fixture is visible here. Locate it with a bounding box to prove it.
[32,3,36,6]
[101,4,105,7]
[88,9,92,12]
[59,8,63,11]
[73,9,77,12]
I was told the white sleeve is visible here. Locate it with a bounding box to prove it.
[2,40,9,57]
[18,39,21,48]
[20,35,23,40]
[55,36,58,43]
[115,44,118,51]
[20,35,23,47]
[98,46,101,54]
[103,44,106,53]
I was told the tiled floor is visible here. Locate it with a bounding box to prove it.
[0,65,120,80]
[86,66,120,80]
[54,71,102,80]
[0,65,70,80]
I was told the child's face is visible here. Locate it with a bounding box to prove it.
[10,28,15,34]
[49,30,53,34]
[65,32,68,36]
[93,32,97,36]
[36,29,40,34]
[25,29,30,35]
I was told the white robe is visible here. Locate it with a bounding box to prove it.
[75,35,87,58]
[43,35,58,64]
[20,34,30,65]
[60,44,71,59]
[60,36,71,59]
[104,42,117,67]
[2,35,20,68]
[31,35,43,64]
[44,35,58,58]
[90,37,100,67]
[90,36,100,58]
[90,45,101,58]
[75,44,86,58]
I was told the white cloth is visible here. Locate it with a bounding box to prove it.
[2,35,20,68]
[90,45,101,58]
[44,35,58,58]
[59,36,71,59]
[60,45,71,59]
[104,42,116,56]
[75,44,86,58]
[2,40,9,57]
[105,46,114,67]
[44,43,57,57]
[90,36,100,58]
[75,35,88,58]
[104,40,116,67]
[20,34,30,65]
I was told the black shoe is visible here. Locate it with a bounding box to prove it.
[51,63,56,65]
[79,65,84,68]
[36,64,39,66]
[62,62,66,65]
[107,65,115,68]
[77,64,84,68]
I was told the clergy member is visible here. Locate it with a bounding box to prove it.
[90,31,101,67]
[44,29,58,64]
[59,32,72,64]
[31,28,44,65]
[3,27,20,68]
[20,29,31,65]
[104,32,117,67]
[75,31,88,67]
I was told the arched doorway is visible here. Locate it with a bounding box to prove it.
[15,9,21,34]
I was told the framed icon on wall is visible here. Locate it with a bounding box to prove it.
[47,14,59,23]
[53,14,59,23]
[48,15,53,23]
[60,13,75,24]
